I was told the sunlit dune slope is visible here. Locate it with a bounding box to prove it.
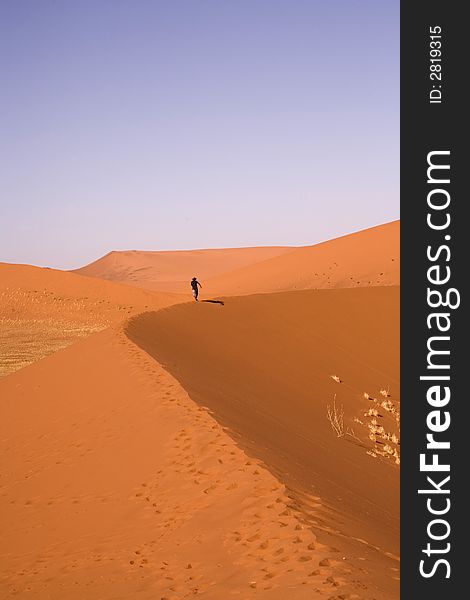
[73,246,294,293]
[0,327,371,600]
[0,262,182,376]
[126,287,400,558]
[205,221,399,295]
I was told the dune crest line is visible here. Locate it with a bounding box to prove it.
[126,286,400,598]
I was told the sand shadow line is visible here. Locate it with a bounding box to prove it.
[201,299,225,306]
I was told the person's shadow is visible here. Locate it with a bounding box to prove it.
[201,299,225,306]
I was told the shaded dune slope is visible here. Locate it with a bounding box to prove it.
[205,221,399,295]
[126,286,400,562]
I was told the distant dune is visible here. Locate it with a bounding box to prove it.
[204,221,399,295]
[72,221,399,296]
[73,246,294,293]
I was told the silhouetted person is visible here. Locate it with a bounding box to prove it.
[191,277,202,301]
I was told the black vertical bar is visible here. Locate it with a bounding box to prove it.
[401,2,466,598]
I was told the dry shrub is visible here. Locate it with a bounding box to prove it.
[361,388,400,465]
[327,396,344,437]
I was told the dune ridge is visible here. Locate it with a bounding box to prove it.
[72,221,399,296]
[0,220,399,598]
[126,286,400,597]
[204,221,399,295]
[0,325,366,599]
[126,287,400,547]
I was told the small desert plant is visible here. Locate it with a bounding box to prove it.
[327,396,344,437]
[345,426,360,440]
[380,399,395,412]
[358,386,401,464]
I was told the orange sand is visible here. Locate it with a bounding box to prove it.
[127,287,400,598]
[1,327,365,599]
[0,262,182,376]
[74,246,294,293]
[0,221,400,599]
[205,220,399,296]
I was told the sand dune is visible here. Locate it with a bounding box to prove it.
[0,262,182,377]
[127,286,400,598]
[204,221,399,295]
[0,326,364,599]
[0,223,399,598]
[74,246,294,293]
[73,221,399,296]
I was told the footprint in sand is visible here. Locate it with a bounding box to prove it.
[277,555,289,564]
[307,542,316,550]
[299,555,313,562]
[263,572,275,580]
[324,575,340,587]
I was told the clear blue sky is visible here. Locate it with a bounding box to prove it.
[0,0,399,269]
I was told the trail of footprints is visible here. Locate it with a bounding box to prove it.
[3,328,362,599]
[117,326,356,597]
[1,326,392,598]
